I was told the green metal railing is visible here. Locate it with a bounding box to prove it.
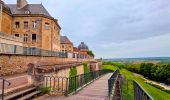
[44,70,113,96]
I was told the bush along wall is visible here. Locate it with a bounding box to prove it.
[83,62,89,83]
[69,66,77,93]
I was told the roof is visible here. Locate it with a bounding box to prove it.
[78,42,89,50]
[73,47,79,52]
[3,2,61,29]
[6,4,51,17]
[60,36,73,44]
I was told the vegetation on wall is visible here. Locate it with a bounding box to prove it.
[69,66,77,77]
[69,66,78,93]
[83,62,89,83]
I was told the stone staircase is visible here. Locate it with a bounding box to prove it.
[4,87,41,100]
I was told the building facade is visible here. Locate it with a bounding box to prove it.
[60,36,73,53]
[78,42,91,59]
[0,0,61,51]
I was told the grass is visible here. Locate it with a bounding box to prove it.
[102,64,170,100]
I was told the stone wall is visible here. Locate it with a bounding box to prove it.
[1,11,12,34]
[0,0,2,32]
[0,54,96,76]
[45,65,84,78]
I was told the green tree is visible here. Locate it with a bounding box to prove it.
[87,50,95,57]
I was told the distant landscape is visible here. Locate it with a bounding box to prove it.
[103,57,170,100]
[104,57,170,64]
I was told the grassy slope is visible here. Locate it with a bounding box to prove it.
[102,65,170,100]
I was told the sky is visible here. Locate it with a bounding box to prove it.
[4,0,170,58]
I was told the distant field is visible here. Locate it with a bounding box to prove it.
[102,64,170,100]
[104,57,170,64]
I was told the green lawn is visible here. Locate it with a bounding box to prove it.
[102,65,170,100]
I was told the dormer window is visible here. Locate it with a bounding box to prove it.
[24,10,30,14]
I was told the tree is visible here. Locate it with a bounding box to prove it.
[87,50,95,57]
[140,63,154,78]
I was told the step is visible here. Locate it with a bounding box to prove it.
[5,87,36,100]
[17,91,41,100]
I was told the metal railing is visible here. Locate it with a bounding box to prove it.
[108,70,120,99]
[44,70,113,96]
[0,43,92,59]
[68,70,113,95]
[44,76,68,93]
[0,78,11,100]
[133,81,153,100]
[0,43,67,57]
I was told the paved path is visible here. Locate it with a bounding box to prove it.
[40,73,112,100]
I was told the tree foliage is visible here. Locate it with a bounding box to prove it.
[87,50,95,57]
[103,61,170,84]
[127,63,170,84]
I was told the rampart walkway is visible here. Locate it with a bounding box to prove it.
[40,73,112,100]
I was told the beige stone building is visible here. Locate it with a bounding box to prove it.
[60,36,73,53]
[0,0,61,51]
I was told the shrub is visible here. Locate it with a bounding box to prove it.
[37,86,50,94]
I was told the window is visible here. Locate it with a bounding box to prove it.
[45,23,50,29]
[32,34,36,42]
[15,34,19,37]
[24,34,28,42]
[15,22,20,28]
[24,10,30,14]
[32,21,36,28]
[24,21,29,29]
[62,45,64,48]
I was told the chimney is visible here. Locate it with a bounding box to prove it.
[17,0,28,9]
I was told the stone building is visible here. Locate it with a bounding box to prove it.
[78,42,91,58]
[0,0,61,51]
[60,36,73,53]
[73,47,79,58]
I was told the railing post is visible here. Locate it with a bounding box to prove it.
[0,78,11,100]
[65,78,68,96]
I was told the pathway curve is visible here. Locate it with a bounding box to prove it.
[40,73,112,100]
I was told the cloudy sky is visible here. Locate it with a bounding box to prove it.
[4,0,170,58]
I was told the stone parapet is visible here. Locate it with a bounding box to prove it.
[0,54,96,76]
[0,32,23,44]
